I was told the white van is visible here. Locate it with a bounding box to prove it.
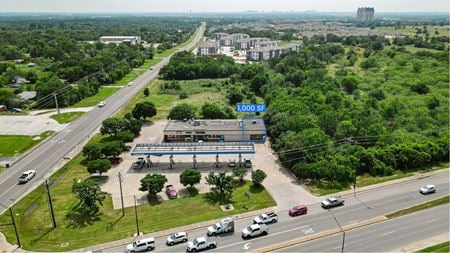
[125,237,155,252]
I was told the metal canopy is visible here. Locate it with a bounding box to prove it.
[130,142,256,156]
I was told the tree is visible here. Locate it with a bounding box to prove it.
[180,168,201,188]
[100,117,128,136]
[205,172,235,199]
[340,77,359,94]
[82,143,102,160]
[201,103,227,119]
[132,101,157,120]
[72,179,106,213]
[100,141,124,157]
[167,103,196,120]
[227,86,244,105]
[139,174,168,198]
[232,167,248,183]
[410,83,429,94]
[87,159,112,175]
[143,88,149,97]
[116,131,135,143]
[252,170,267,186]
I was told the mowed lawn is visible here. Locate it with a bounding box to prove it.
[0,149,275,251]
[72,87,119,107]
[0,131,54,157]
[50,112,85,124]
[419,241,450,253]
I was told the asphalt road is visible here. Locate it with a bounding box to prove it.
[105,170,449,252]
[0,23,205,213]
[278,204,449,252]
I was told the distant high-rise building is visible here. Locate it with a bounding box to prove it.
[356,7,375,22]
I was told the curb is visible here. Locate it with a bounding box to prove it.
[253,215,388,253]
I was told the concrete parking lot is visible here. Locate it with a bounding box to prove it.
[100,120,319,209]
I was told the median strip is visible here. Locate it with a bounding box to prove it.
[386,195,449,219]
[253,215,388,252]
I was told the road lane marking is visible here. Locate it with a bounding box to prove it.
[425,219,436,224]
[215,225,311,250]
[243,242,252,250]
[382,231,395,236]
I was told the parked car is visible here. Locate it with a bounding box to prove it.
[133,157,146,169]
[125,237,155,252]
[108,157,123,165]
[186,237,216,252]
[241,223,269,239]
[420,184,436,195]
[98,101,106,107]
[12,108,22,113]
[244,159,252,168]
[127,82,133,86]
[165,185,178,199]
[18,170,36,184]
[321,197,345,209]
[228,159,236,167]
[289,204,308,216]
[166,232,188,246]
[253,212,278,224]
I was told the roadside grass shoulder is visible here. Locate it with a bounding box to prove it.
[418,241,450,253]
[386,195,449,219]
[72,87,118,107]
[50,112,85,124]
[0,131,54,157]
[305,163,449,196]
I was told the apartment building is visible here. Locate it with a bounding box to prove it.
[356,7,375,22]
[99,36,141,45]
[197,40,219,56]
[246,44,299,61]
[219,33,250,46]
[234,37,270,50]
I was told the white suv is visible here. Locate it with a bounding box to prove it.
[19,170,36,184]
[253,212,278,224]
[242,224,269,238]
[125,237,155,252]
[420,185,436,195]
[166,232,188,246]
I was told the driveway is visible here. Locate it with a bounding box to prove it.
[100,120,319,210]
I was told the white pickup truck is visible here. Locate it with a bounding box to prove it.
[186,237,217,252]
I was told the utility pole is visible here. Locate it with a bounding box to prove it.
[133,195,140,235]
[53,92,60,115]
[9,207,21,248]
[118,172,125,217]
[45,179,57,228]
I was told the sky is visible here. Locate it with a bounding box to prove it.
[0,0,448,13]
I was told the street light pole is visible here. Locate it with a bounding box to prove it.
[45,179,57,228]
[328,209,345,253]
[118,172,125,217]
[133,195,140,235]
[9,207,21,248]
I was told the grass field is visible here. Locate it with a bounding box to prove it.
[72,87,119,108]
[0,148,275,251]
[117,78,228,120]
[386,195,449,219]
[418,241,450,253]
[0,131,54,157]
[50,112,85,124]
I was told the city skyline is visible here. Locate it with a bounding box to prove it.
[0,0,448,13]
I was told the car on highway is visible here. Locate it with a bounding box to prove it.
[420,184,436,195]
[253,212,278,224]
[186,237,216,252]
[18,170,36,184]
[165,184,178,199]
[241,223,269,239]
[166,231,188,246]
[125,237,155,252]
[98,101,106,107]
[321,197,345,209]
[289,204,308,216]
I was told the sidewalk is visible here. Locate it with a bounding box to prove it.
[393,232,449,252]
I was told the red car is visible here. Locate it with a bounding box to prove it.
[289,204,308,216]
[165,185,178,199]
